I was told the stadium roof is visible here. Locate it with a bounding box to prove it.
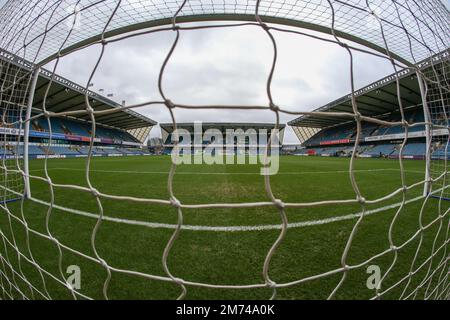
[0,1,447,66]
[160,123,286,134]
[0,49,156,131]
[289,50,449,129]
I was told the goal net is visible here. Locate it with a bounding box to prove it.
[427,59,450,200]
[0,51,29,204]
[0,0,448,300]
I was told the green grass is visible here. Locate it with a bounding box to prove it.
[0,155,448,300]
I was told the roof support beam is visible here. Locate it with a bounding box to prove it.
[90,112,133,123]
[105,121,144,130]
[399,83,421,97]
[363,94,400,110]
[378,88,418,106]
[48,99,95,113]
[352,101,393,113]
[32,87,74,107]
[34,80,52,93]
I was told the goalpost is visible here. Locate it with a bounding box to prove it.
[0,0,448,300]
[423,58,450,200]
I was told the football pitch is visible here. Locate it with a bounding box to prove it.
[0,156,448,300]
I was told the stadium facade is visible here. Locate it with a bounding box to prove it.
[160,122,286,156]
[0,49,157,159]
[288,51,449,161]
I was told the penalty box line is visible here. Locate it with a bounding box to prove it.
[29,168,425,175]
[27,188,446,233]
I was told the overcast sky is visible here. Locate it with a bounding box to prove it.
[2,1,448,143]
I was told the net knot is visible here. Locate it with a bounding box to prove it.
[259,22,270,31]
[173,277,185,285]
[51,237,60,247]
[170,197,181,208]
[266,280,277,289]
[43,110,51,118]
[391,245,398,252]
[91,188,100,198]
[269,103,280,112]
[86,106,94,114]
[354,112,362,122]
[165,99,176,109]
[402,120,410,127]
[273,199,285,209]
[357,196,366,205]
[98,258,108,268]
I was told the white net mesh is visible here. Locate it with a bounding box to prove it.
[428,60,450,200]
[0,0,449,300]
[0,53,28,204]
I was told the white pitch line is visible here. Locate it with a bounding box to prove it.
[29,192,433,233]
[30,167,425,175]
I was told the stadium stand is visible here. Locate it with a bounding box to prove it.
[360,144,397,157]
[0,49,157,159]
[49,146,80,156]
[289,55,449,160]
[32,116,140,143]
[432,143,449,160]
[160,123,286,156]
[390,143,427,158]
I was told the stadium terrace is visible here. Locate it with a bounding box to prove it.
[0,49,156,160]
